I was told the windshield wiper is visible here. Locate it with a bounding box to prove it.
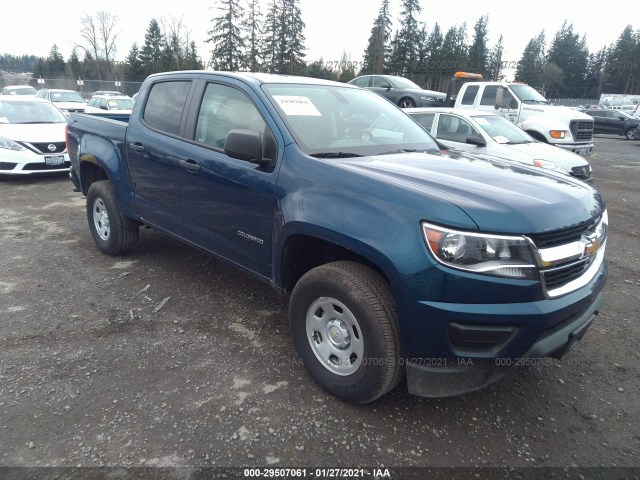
[377,148,417,155]
[522,99,549,104]
[506,140,532,145]
[310,152,363,158]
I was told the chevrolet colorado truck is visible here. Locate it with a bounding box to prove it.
[444,72,595,156]
[66,71,608,403]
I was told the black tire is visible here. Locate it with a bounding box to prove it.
[398,98,416,109]
[86,180,138,255]
[624,128,634,140]
[289,261,403,403]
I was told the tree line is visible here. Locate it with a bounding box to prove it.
[1,0,638,98]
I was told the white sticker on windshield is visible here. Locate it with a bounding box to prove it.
[494,135,510,144]
[273,96,322,116]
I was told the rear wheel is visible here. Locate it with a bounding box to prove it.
[86,180,138,255]
[289,261,403,403]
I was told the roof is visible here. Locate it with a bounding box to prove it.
[406,107,501,117]
[146,70,357,88]
[0,95,49,103]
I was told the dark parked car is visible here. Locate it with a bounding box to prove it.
[348,74,445,108]
[585,109,639,139]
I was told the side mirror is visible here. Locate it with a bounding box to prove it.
[380,83,392,90]
[224,129,274,167]
[466,134,487,147]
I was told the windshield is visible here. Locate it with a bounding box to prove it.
[5,86,37,96]
[262,83,439,156]
[107,98,135,110]
[509,84,548,104]
[389,76,421,90]
[0,100,67,123]
[51,91,85,103]
[472,115,533,144]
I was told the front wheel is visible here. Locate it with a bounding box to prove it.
[86,180,138,255]
[398,98,416,109]
[289,261,403,403]
[624,128,635,140]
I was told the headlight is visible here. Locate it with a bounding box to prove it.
[0,136,26,151]
[422,223,537,279]
[549,130,567,139]
[533,159,568,174]
[419,96,436,101]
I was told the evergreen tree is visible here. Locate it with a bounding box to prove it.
[123,43,146,82]
[602,25,640,94]
[425,23,444,76]
[515,31,546,89]
[390,0,423,74]
[68,48,84,80]
[184,41,204,70]
[162,32,183,71]
[440,24,468,74]
[243,0,264,71]
[468,15,490,78]
[206,0,245,71]
[487,34,504,81]
[361,0,392,75]
[584,47,609,98]
[263,0,281,72]
[277,0,306,75]
[47,44,66,78]
[546,21,589,97]
[306,58,338,80]
[139,19,165,76]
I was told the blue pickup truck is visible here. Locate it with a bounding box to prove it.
[66,71,607,403]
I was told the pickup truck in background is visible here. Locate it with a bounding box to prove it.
[444,72,595,156]
[66,71,607,403]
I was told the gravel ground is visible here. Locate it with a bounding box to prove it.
[0,137,638,476]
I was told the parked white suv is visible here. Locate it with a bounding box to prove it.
[35,88,87,114]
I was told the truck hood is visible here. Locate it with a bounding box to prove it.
[489,141,589,170]
[336,150,603,234]
[0,123,66,142]
[520,103,592,121]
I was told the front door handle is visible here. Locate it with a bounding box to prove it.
[129,143,145,153]
[180,159,201,173]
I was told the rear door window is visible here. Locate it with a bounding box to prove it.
[143,81,191,135]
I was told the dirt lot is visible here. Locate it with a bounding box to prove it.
[0,137,639,475]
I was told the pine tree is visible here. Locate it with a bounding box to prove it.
[47,44,66,78]
[124,43,146,82]
[184,41,204,70]
[263,0,281,72]
[602,25,640,95]
[361,0,392,75]
[468,15,490,78]
[584,47,609,98]
[546,21,589,97]
[487,35,504,81]
[242,0,264,71]
[515,31,546,89]
[68,48,84,80]
[206,0,245,71]
[139,20,165,76]
[278,0,306,75]
[390,0,423,74]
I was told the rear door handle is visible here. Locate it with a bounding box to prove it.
[129,143,145,153]
[180,159,201,173]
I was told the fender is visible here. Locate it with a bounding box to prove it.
[78,132,139,221]
[518,113,570,143]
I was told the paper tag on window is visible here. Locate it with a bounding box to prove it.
[273,96,322,116]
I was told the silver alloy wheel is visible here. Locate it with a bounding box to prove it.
[92,197,111,241]
[399,99,415,108]
[306,296,364,376]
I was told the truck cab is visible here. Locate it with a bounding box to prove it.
[445,73,595,156]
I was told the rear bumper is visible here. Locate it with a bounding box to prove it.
[405,289,604,397]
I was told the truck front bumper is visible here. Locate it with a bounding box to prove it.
[405,290,603,397]
[395,255,607,397]
[555,142,594,157]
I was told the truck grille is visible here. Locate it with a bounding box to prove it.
[542,257,594,290]
[570,120,593,142]
[528,214,601,249]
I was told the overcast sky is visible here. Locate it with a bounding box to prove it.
[1,0,635,72]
